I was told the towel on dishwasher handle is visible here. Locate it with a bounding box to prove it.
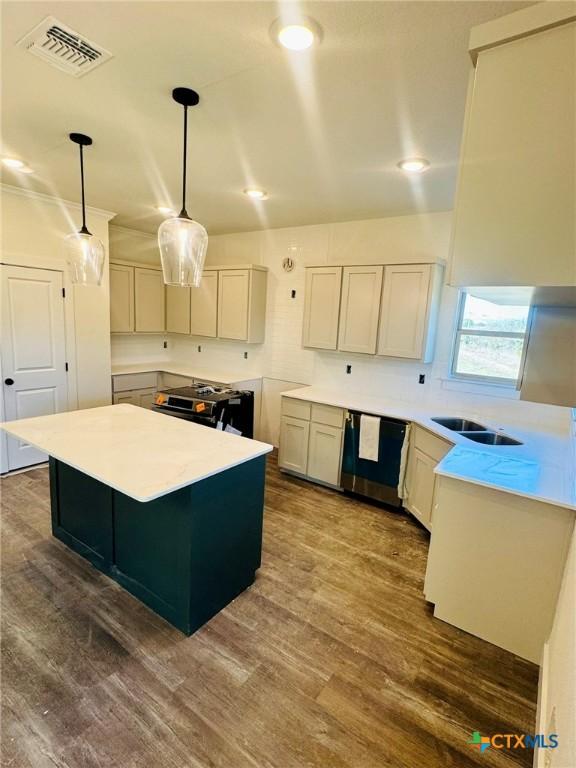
[359,414,380,462]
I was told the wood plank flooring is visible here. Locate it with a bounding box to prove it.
[1,454,538,768]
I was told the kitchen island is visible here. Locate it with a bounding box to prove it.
[1,405,273,634]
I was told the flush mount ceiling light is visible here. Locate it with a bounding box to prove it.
[158,87,208,288]
[397,157,430,173]
[64,133,105,285]
[244,188,268,200]
[271,16,321,51]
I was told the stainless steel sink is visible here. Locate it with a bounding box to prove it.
[431,417,487,432]
[459,431,523,446]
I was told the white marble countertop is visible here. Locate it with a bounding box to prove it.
[111,361,262,385]
[282,386,576,511]
[1,405,273,503]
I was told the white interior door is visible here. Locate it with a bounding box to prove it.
[1,265,68,470]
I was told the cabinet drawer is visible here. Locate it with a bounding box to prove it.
[413,425,453,463]
[112,372,158,392]
[281,397,311,421]
[311,403,345,429]
[159,373,193,389]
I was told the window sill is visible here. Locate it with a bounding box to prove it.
[440,377,520,400]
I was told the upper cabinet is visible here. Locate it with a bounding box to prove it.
[302,267,342,350]
[190,270,218,338]
[378,265,441,361]
[450,8,576,286]
[165,285,190,335]
[134,267,165,333]
[110,264,134,333]
[217,267,267,343]
[302,262,443,361]
[110,263,164,334]
[338,266,383,354]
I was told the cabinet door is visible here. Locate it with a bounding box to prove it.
[377,265,431,359]
[134,268,165,333]
[278,416,310,475]
[166,285,191,334]
[338,266,383,354]
[302,267,342,350]
[110,264,134,333]
[113,391,139,406]
[450,24,576,286]
[405,447,436,528]
[307,423,343,487]
[137,389,157,409]
[190,271,218,337]
[218,270,249,340]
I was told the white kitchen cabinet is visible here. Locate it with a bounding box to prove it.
[217,267,267,343]
[190,270,218,338]
[377,264,442,361]
[307,422,344,486]
[302,267,342,350]
[110,264,135,333]
[134,267,165,333]
[278,416,310,475]
[337,266,383,354]
[165,285,191,334]
[112,387,156,408]
[403,425,453,531]
[450,10,576,286]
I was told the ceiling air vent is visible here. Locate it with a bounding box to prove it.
[17,16,112,77]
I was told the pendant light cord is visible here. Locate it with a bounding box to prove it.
[78,144,90,235]
[180,105,189,219]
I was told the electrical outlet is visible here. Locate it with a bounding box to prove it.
[163,340,168,349]
[244,351,248,360]
[346,364,352,374]
[197,345,202,353]
[291,289,296,299]
[419,374,425,384]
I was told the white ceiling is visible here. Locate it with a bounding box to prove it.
[1,1,533,235]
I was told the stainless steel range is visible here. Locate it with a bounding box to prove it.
[152,384,254,438]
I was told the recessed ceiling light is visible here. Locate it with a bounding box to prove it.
[18,165,34,174]
[157,206,175,215]
[244,188,268,200]
[278,24,315,51]
[397,158,430,173]
[2,157,26,169]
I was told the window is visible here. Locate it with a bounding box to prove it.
[451,291,530,385]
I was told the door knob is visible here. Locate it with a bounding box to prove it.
[4,378,14,386]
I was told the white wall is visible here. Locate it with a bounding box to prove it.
[109,211,572,445]
[1,185,114,410]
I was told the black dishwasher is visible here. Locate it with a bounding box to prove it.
[341,411,408,507]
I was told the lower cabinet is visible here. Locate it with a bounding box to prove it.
[307,423,344,486]
[113,388,157,408]
[278,398,345,488]
[404,426,453,530]
[278,416,310,474]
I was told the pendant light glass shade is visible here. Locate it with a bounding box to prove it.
[158,216,208,287]
[159,87,208,287]
[65,231,105,285]
[65,133,104,286]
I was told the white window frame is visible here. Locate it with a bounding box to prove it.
[450,291,530,387]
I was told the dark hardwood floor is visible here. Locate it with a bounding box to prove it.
[1,454,538,768]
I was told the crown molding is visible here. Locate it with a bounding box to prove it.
[109,223,156,239]
[1,183,116,221]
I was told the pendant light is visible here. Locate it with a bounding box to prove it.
[64,133,105,285]
[158,87,208,287]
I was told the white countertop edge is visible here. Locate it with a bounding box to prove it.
[433,466,576,512]
[2,424,273,503]
[111,361,262,384]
